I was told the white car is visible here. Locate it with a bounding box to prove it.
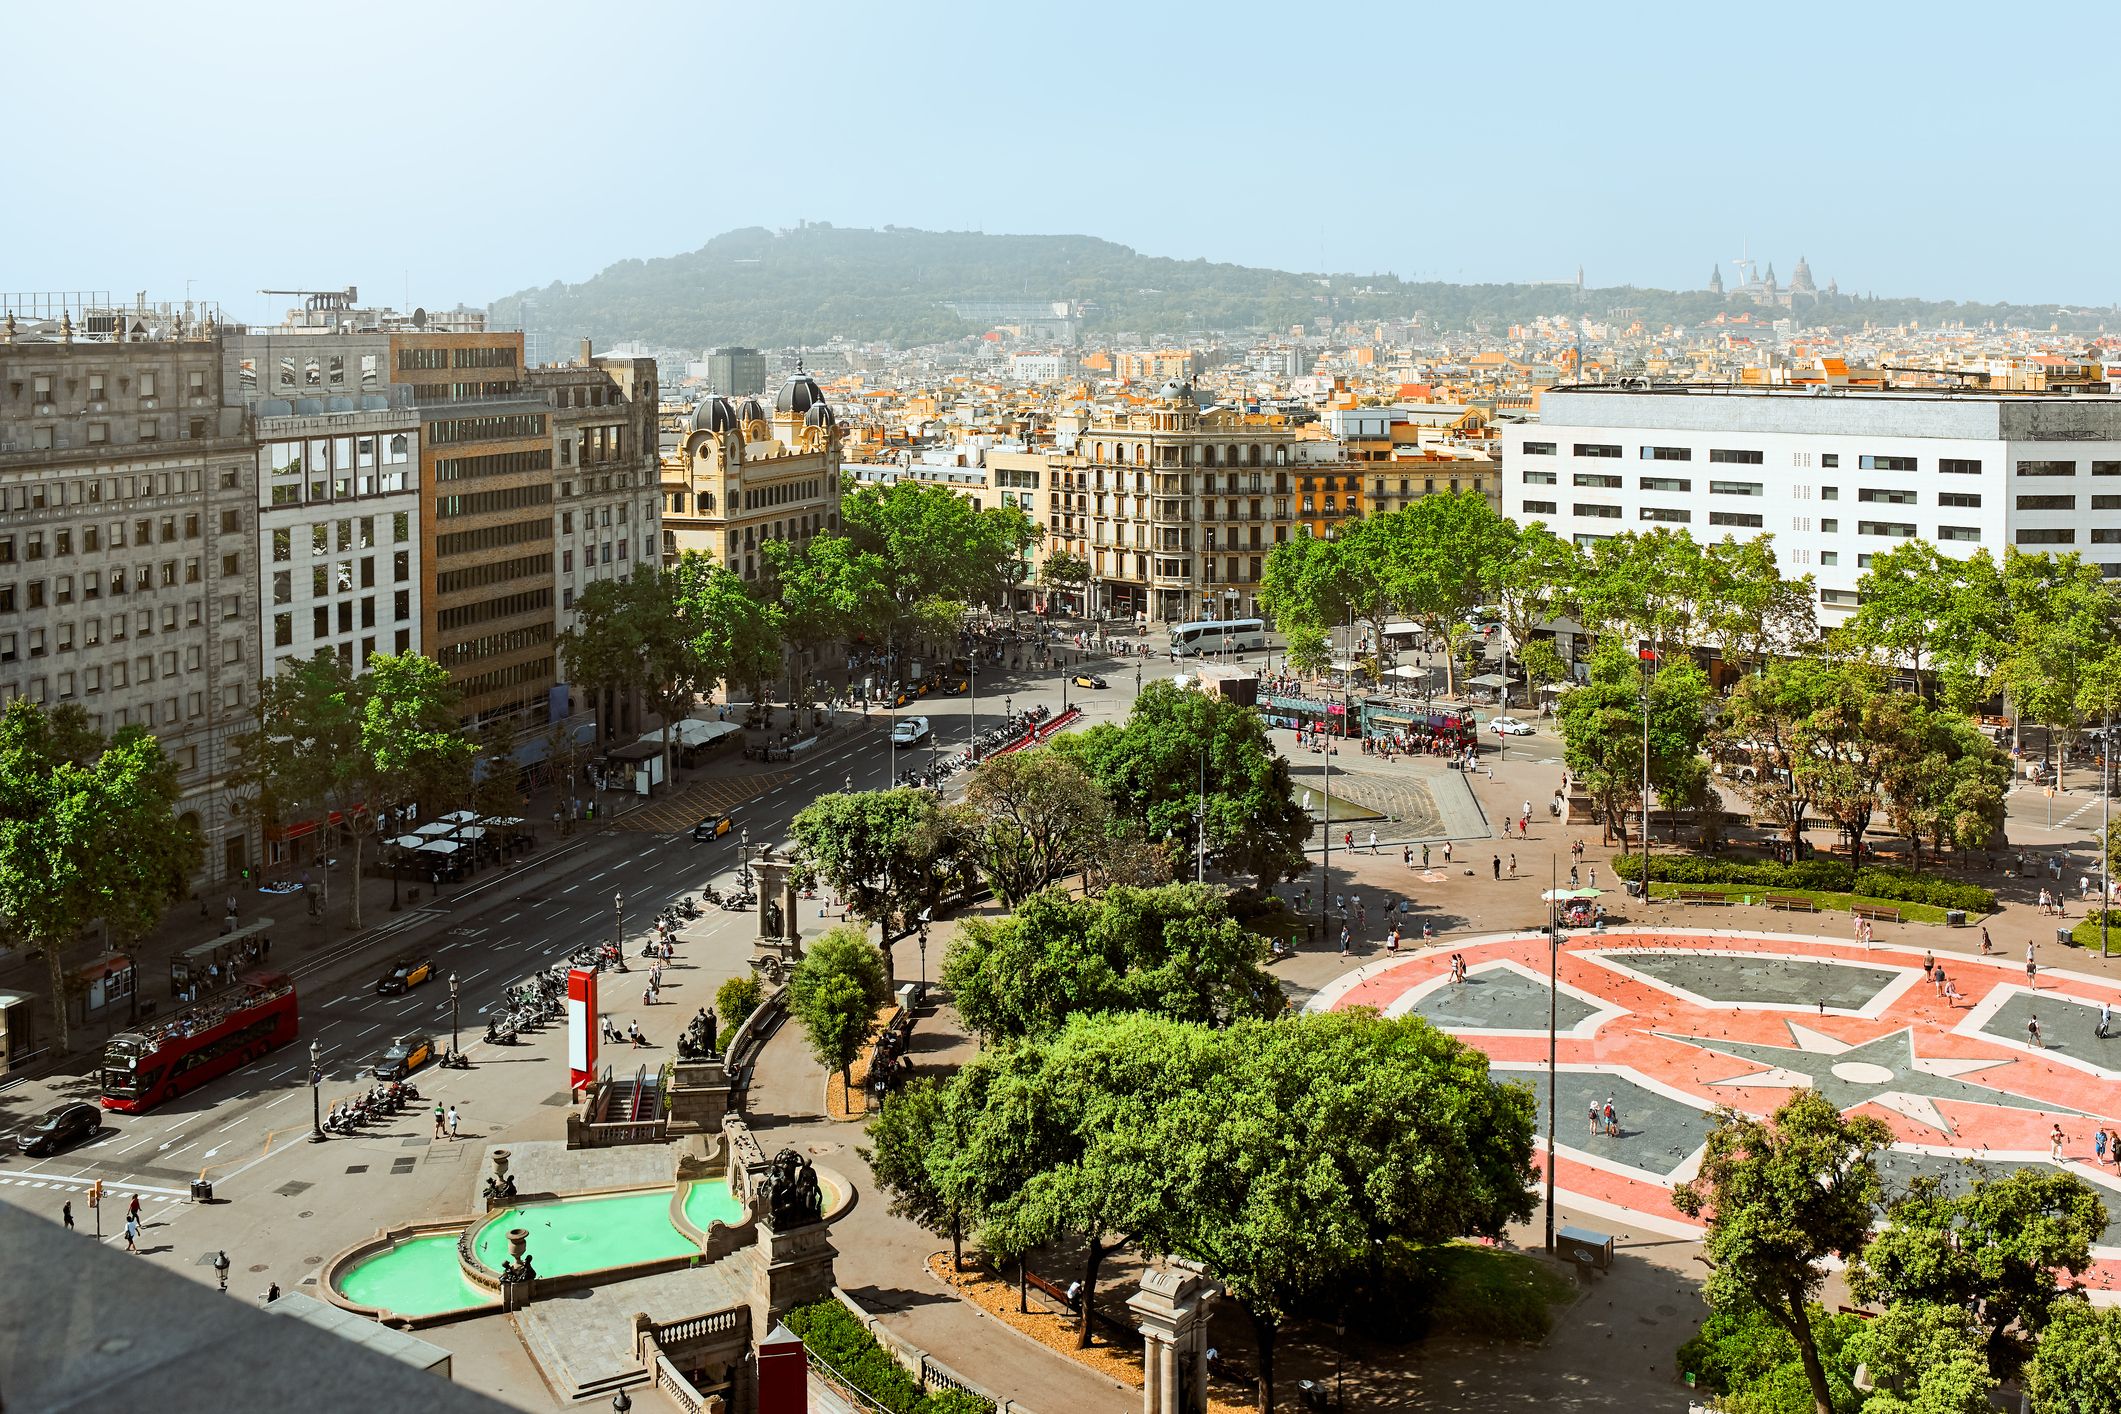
[1489,716,1534,737]
[891,716,930,746]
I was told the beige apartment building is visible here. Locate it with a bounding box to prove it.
[662,370,841,581]
[0,304,260,880]
[1044,381,1356,624]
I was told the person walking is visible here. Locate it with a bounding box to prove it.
[127,1194,140,1228]
[447,1106,460,1141]
[1444,841,1454,865]
[2028,943,2040,990]
[2100,1130,2110,1166]
[1588,1100,1602,1139]
[1492,854,1502,881]
[1603,1099,1619,1137]
[1932,965,1946,998]
[2030,1015,2044,1049]
[1402,844,1413,868]
[1338,925,1351,958]
[1422,843,1431,869]
[1980,925,1994,955]
[1509,853,1518,879]
[432,1104,446,1139]
[123,1213,139,1252]
[1570,863,1580,889]
[1368,830,1379,855]
[2101,1000,2113,1040]
[62,1201,73,1232]
[2051,1124,2066,1163]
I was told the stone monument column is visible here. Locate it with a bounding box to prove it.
[749,849,802,960]
[1128,1264,1219,1414]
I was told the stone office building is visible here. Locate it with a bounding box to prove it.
[0,304,260,881]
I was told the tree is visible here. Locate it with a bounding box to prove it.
[1492,521,1581,667]
[1282,623,1331,680]
[1713,658,1835,854]
[841,479,1042,620]
[470,717,528,830]
[1671,1093,1895,1414]
[860,1077,979,1270]
[673,552,784,712]
[1875,709,2010,866]
[947,749,1111,905]
[1849,1169,2108,1378]
[1515,637,1569,703]
[1575,528,1710,660]
[789,788,954,975]
[2027,1298,2121,1414]
[1037,549,1091,613]
[1054,680,1310,889]
[1844,543,2002,702]
[362,653,474,832]
[1844,1301,1992,1414]
[941,884,1283,1042]
[1790,662,1916,857]
[230,654,368,926]
[1553,643,1708,849]
[0,702,197,1053]
[787,925,892,1095]
[1705,533,1818,675]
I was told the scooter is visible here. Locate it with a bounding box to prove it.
[440,1049,472,1070]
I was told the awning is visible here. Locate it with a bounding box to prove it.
[414,821,456,838]
[1466,673,1512,689]
[439,810,479,825]
[416,839,462,855]
[455,826,488,841]
[387,834,426,850]
[645,719,739,749]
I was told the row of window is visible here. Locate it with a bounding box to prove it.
[435,483,552,519]
[270,552,411,604]
[437,553,551,596]
[560,540,633,571]
[411,381,520,404]
[426,413,546,446]
[1529,442,2121,481]
[454,654,553,702]
[436,588,552,633]
[0,557,224,611]
[19,367,200,404]
[0,666,226,725]
[434,447,553,484]
[0,625,231,678]
[436,621,552,669]
[0,509,240,564]
[273,592,411,645]
[273,629,414,677]
[742,477,824,512]
[1,466,229,513]
[437,518,547,557]
[270,515,411,563]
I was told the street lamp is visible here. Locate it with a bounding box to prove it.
[845,774,853,794]
[449,972,461,1057]
[917,909,931,1000]
[1544,861,1562,1254]
[611,1391,632,1414]
[613,891,623,952]
[308,1040,325,1143]
[384,821,400,913]
[212,1249,231,1293]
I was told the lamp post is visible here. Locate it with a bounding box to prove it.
[917,911,931,999]
[612,1390,632,1414]
[212,1249,231,1293]
[449,972,461,1057]
[1639,648,1655,898]
[1544,859,1560,1253]
[2105,701,2113,960]
[384,821,400,913]
[1196,748,1208,885]
[308,1040,325,1143]
[613,891,623,952]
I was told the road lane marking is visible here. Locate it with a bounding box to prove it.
[500,911,521,923]
[216,1117,246,1133]
[561,884,580,895]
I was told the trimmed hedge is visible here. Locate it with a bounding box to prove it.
[1610,855,1994,913]
[715,973,765,1054]
[783,1299,994,1414]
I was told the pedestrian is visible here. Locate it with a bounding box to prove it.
[447,1106,460,1140]
[1403,844,1413,867]
[432,1104,445,1138]
[124,1214,139,1252]
[1492,854,1502,881]
[1343,830,1353,852]
[1922,951,1935,982]
[1422,843,1431,869]
[1588,866,1596,889]
[1980,925,1994,955]
[1444,841,1454,865]
[1572,839,1585,864]
[1603,1099,1619,1137]
[1338,926,1350,958]
[127,1194,140,1226]
[2030,1015,2044,1049]
[2028,943,2039,990]
[1356,903,1367,933]
[1570,864,1580,888]
[62,1201,73,1231]
[1932,965,1946,997]
[1588,1100,1601,1138]
[2100,1130,2110,1166]
[2101,1000,2113,1040]
[1334,892,1345,914]
[1368,830,1379,854]
[1509,853,1518,878]
[1943,977,1961,1007]
[1519,814,1530,838]
[1386,927,1400,955]
[2051,1124,2066,1163]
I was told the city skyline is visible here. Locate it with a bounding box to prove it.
[7,0,2119,315]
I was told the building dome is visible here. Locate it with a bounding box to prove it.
[735,397,768,424]
[1156,378,1194,403]
[776,369,825,415]
[804,400,836,428]
[690,396,738,434]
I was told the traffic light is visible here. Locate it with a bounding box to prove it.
[87,1180,102,1209]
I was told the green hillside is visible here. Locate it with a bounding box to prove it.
[491,224,2113,350]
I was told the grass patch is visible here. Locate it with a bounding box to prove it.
[1403,1243,1577,1342]
[1646,881,1951,925]
[2067,914,2121,949]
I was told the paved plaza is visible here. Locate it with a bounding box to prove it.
[1313,928,2121,1289]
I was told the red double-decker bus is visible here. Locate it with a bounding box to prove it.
[100,971,300,1113]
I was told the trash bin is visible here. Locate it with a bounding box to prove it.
[2058,926,2074,945]
[1945,909,1966,928]
[1625,880,1644,899]
[190,1178,214,1203]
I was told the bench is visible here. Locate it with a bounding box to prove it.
[1672,889,1733,906]
[1023,1270,1079,1316]
[1851,904,1902,924]
[1764,894,1819,913]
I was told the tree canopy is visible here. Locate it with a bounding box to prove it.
[1553,643,1709,848]
[946,748,1111,906]
[786,925,893,1093]
[789,787,955,967]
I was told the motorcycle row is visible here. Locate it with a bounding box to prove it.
[893,704,1052,789]
[475,894,727,1047]
[322,1080,424,1134]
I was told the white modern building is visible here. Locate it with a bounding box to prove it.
[1503,385,2121,623]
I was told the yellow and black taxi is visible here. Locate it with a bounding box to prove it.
[691,811,735,844]
[374,953,434,996]
[372,1032,434,1080]
[1072,673,1108,689]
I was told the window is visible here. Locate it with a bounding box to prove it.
[1820,487,1839,501]
[1640,446,1693,461]
[1860,455,1918,472]
[2094,529,2121,544]
[2093,496,2121,511]
[273,571,291,605]
[1938,492,1982,508]
[1858,521,1916,538]
[1937,526,1981,542]
[1639,477,1691,493]
[1522,500,1558,516]
[1573,473,1621,488]
[1573,443,1621,459]
[1858,488,1918,505]
[1710,511,1764,528]
[1575,503,1621,519]
[1820,519,1839,534]
[1522,469,1557,485]
[220,553,239,577]
[2094,462,2121,478]
[1710,481,1763,496]
[1821,551,1838,566]
[2017,528,2076,545]
[312,606,329,639]
[1820,454,1839,468]
[1521,441,1556,456]
[1820,588,1859,606]
[1640,507,1692,523]
[2016,495,2076,511]
[1709,448,1764,465]
[1939,458,1982,476]
[2017,460,2077,477]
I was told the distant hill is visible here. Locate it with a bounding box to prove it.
[491,225,2113,352]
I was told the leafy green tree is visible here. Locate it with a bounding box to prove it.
[860,1077,980,1270]
[230,654,369,926]
[1553,643,1708,849]
[1712,658,1836,853]
[1282,623,1331,680]
[841,479,1041,620]
[1845,1301,1991,1414]
[1789,662,1917,857]
[1492,521,1581,666]
[672,552,784,711]
[1671,1092,1895,1414]
[1843,543,2005,704]
[787,925,892,1095]
[789,788,953,975]
[1705,534,1818,675]
[1037,549,1091,612]
[713,973,764,1052]
[760,532,892,662]
[1054,680,1310,888]
[1992,552,2121,784]
[1875,708,2010,866]
[1516,638,1569,702]
[1575,528,1711,660]
[946,748,1111,905]
[0,702,198,1052]
[361,653,474,824]
[1850,1170,2108,1378]
[941,884,1283,1042]
[2027,1298,2121,1414]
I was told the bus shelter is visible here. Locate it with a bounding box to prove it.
[171,919,272,998]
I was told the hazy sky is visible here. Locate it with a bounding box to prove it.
[8,1,2115,318]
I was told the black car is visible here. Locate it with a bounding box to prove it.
[16,1101,102,1156]
[372,1033,435,1081]
[374,954,434,995]
[691,812,734,843]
